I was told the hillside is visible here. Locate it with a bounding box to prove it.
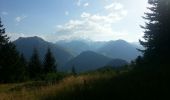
[98,40,141,62]
[106,59,128,67]
[0,67,168,100]
[64,51,127,72]
[13,36,73,68]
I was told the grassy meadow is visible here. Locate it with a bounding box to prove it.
[0,66,168,100]
[0,69,119,100]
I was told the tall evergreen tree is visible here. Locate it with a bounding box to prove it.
[19,54,28,80]
[43,48,56,74]
[0,18,9,47]
[140,0,170,65]
[28,48,42,79]
[0,18,27,82]
[71,65,77,76]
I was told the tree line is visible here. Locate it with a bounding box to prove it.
[0,19,57,83]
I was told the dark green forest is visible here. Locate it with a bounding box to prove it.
[0,0,170,99]
[0,21,58,82]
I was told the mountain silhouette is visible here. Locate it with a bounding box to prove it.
[13,36,73,68]
[64,51,127,72]
[97,40,141,62]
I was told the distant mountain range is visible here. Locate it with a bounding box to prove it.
[13,36,141,72]
[64,51,127,72]
[56,40,106,56]
[13,36,73,68]
[56,39,142,62]
[97,40,141,62]
[56,40,92,55]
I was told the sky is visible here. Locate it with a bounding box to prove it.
[0,0,149,42]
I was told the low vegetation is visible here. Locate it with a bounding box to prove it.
[0,69,118,100]
[0,65,169,100]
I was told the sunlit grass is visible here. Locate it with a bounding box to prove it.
[0,71,117,100]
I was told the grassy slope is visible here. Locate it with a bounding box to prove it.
[0,70,117,100]
[0,67,169,100]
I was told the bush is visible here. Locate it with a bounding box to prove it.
[44,72,66,83]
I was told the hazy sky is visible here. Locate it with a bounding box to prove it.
[0,0,149,42]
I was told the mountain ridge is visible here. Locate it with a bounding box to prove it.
[13,36,140,72]
[56,39,141,62]
[64,51,127,72]
[13,36,74,68]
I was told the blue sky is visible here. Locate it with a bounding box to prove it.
[0,0,149,42]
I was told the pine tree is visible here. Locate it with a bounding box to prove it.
[28,48,42,79]
[0,18,27,82]
[43,48,56,74]
[140,0,170,65]
[71,65,77,76]
[0,18,9,47]
[19,54,28,81]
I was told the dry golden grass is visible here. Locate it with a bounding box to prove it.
[0,72,116,100]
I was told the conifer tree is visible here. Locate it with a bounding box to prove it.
[0,18,27,82]
[0,18,9,47]
[43,48,56,74]
[19,54,28,80]
[28,48,42,79]
[71,65,77,76]
[140,0,170,65]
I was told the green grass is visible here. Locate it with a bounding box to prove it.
[0,67,169,100]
